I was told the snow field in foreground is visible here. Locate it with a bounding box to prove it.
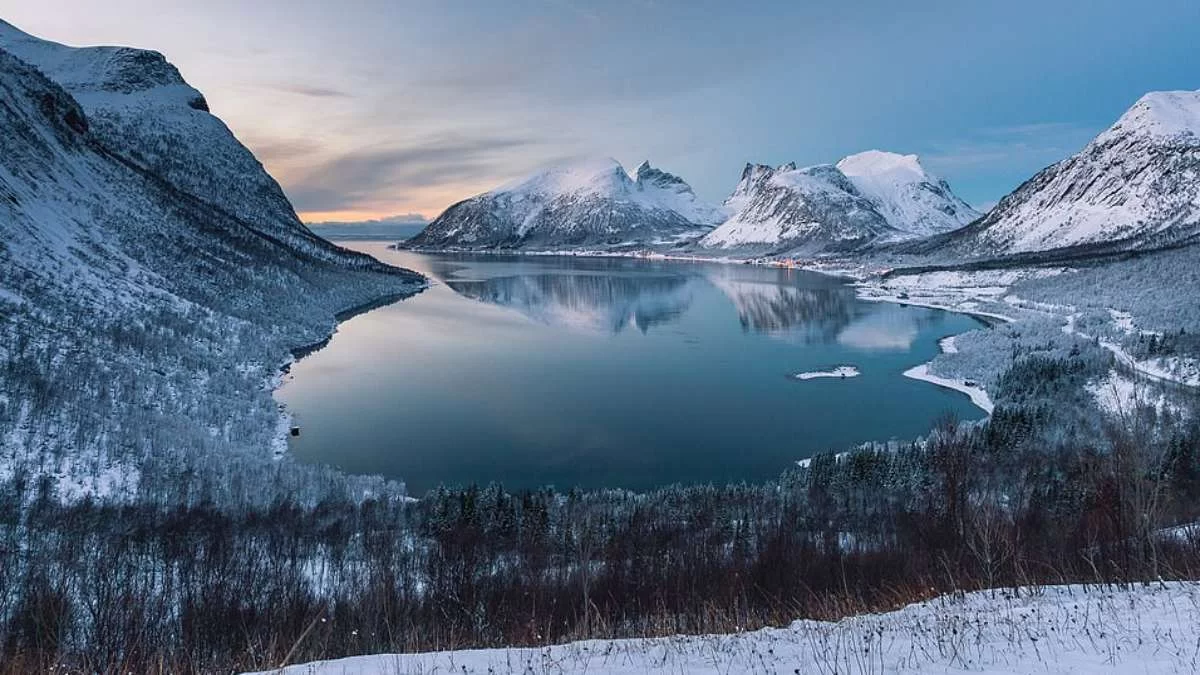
[249,583,1200,675]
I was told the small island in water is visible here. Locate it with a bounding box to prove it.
[793,365,861,380]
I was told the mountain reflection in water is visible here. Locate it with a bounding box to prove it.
[448,273,693,334]
[278,246,987,494]
[442,257,860,343]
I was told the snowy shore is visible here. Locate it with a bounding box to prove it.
[903,362,994,414]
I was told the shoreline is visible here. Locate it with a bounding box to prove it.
[270,271,430,461]
[317,241,1001,470]
[393,243,1015,325]
[902,360,995,415]
[395,243,866,280]
[856,293,1015,325]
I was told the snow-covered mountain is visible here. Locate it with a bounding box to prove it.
[940,90,1200,256]
[701,153,976,255]
[0,24,422,502]
[835,151,979,237]
[405,158,724,250]
[700,162,896,254]
[0,19,360,264]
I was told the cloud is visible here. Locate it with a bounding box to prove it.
[268,82,352,98]
[282,133,542,213]
[837,312,919,351]
[243,137,324,164]
[922,122,1098,172]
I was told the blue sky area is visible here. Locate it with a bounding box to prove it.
[4,0,1197,219]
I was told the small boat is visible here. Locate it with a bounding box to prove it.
[290,426,301,437]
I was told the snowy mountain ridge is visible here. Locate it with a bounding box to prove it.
[937,88,1200,256]
[405,157,724,250]
[0,19,370,266]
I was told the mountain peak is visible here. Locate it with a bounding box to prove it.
[635,161,695,195]
[0,19,193,102]
[834,150,977,237]
[737,163,776,188]
[1099,89,1200,143]
[836,150,927,182]
[497,157,632,196]
[941,88,1200,256]
[0,19,354,257]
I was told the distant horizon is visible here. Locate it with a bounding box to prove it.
[303,213,428,227]
[5,1,1197,221]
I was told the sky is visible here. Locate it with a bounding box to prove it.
[3,0,1197,222]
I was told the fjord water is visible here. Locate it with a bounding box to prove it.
[278,242,985,494]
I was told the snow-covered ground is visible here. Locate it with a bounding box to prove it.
[1087,370,1176,418]
[866,265,1198,418]
[1062,311,1200,389]
[856,268,1068,324]
[248,583,1200,675]
[793,365,860,380]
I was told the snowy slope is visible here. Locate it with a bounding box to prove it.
[836,150,979,237]
[0,19,368,266]
[405,158,723,250]
[249,583,1200,675]
[943,89,1200,256]
[0,33,422,503]
[701,154,976,255]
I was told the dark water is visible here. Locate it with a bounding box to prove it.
[278,243,986,494]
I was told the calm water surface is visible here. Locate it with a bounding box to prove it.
[278,242,986,494]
